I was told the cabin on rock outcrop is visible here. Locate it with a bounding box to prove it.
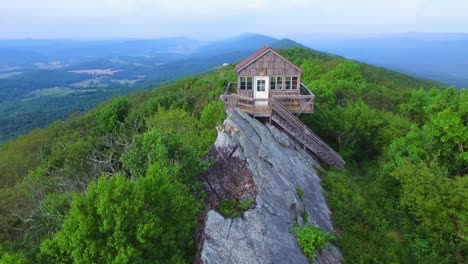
[224,46,314,116]
[221,46,345,169]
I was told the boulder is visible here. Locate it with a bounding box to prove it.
[198,110,342,264]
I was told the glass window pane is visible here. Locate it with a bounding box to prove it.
[257,80,265,91]
[240,77,246,90]
[292,77,298,89]
[277,77,283,90]
[247,77,253,90]
[270,77,276,89]
[285,77,291,89]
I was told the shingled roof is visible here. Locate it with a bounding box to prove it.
[234,46,302,74]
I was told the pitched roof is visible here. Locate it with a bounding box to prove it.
[234,46,302,73]
[234,46,270,73]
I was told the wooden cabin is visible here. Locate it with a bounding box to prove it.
[222,46,315,117]
[221,46,346,169]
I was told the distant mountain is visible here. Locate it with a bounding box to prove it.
[0,33,456,141]
[294,33,468,88]
[61,37,201,58]
[0,37,201,67]
[271,38,309,50]
[195,33,277,56]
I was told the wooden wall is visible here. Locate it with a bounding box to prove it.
[237,51,301,77]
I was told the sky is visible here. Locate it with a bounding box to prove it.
[1,0,467,40]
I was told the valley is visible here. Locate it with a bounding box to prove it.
[0,34,302,141]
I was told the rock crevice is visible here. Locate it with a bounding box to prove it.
[198,110,342,264]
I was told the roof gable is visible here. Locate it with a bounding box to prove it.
[234,46,302,74]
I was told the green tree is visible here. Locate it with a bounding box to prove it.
[391,160,467,262]
[38,170,200,264]
[96,97,130,134]
[0,252,28,264]
[122,128,203,186]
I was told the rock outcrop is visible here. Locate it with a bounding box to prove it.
[197,110,342,264]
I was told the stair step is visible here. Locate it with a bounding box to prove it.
[270,99,345,169]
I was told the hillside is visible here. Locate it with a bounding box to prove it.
[0,47,466,263]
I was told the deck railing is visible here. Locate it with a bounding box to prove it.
[270,98,345,168]
[221,82,315,115]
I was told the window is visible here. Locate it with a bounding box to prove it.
[271,77,284,90]
[292,76,298,89]
[247,77,252,90]
[277,77,283,90]
[257,80,265,91]
[270,77,276,90]
[285,77,291,89]
[240,77,253,90]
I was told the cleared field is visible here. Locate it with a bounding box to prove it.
[69,69,123,75]
[0,72,23,79]
[70,78,109,88]
[27,87,74,97]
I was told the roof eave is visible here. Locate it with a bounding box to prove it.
[235,47,303,74]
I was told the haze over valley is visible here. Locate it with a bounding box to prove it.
[0,32,466,141]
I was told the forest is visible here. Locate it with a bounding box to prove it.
[0,47,466,263]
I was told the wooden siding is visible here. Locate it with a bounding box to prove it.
[238,51,301,76]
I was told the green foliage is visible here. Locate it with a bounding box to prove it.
[96,97,130,134]
[280,48,466,263]
[0,66,234,261]
[0,47,465,263]
[122,128,203,186]
[323,61,366,84]
[296,188,304,201]
[147,108,197,143]
[0,128,51,188]
[0,252,29,264]
[219,198,254,218]
[290,225,332,261]
[391,161,467,261]
[301,210,309,223]
[239,198,254,211]
[38,171,200,263]
[219,199,238,218]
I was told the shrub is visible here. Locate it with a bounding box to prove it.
[291,225,332,261]
[219,198,254,218]
[301,210,309,223]
[296,188,304,200]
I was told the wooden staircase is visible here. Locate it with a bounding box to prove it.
[270,99,345,169]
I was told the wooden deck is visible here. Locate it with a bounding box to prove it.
[221,82,315,116]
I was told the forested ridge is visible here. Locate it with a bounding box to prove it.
[0,47,466,263]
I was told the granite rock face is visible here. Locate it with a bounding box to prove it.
[198,110,342,264]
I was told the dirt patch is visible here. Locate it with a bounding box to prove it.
[199,145,256,209]
[69,69,123,75]
[195,143,257,263]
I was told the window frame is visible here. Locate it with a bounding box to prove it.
[240,76,253,90]
[277,76,283,90]
[285,76,292,90]
[246,77,252,90]
[270,76,277,90]
[292,76,299,90]
[256,79,266,92]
